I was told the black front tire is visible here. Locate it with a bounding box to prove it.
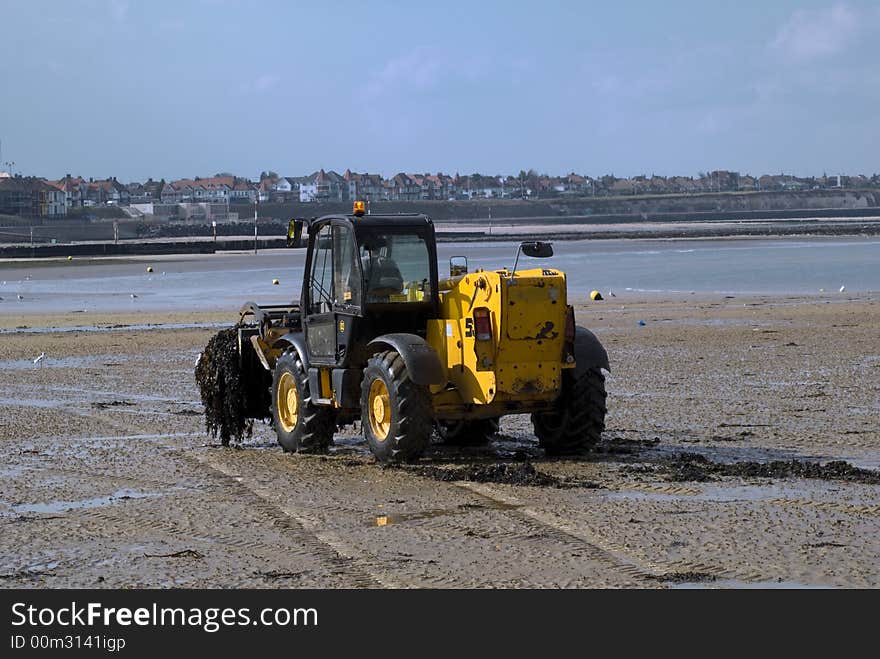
[361,350,433,462]
[271,352,335,453]
[532,368,606,455]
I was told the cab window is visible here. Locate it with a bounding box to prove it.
[333,225,361,308]
[309,224,333,313]
[359,233,431,303]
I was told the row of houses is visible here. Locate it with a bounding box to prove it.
[48,175,137,208]
[273,170,564,202]
[4,167,880,218]
[258,170,880,202]
[596,172,879,196]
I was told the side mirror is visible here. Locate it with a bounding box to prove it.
[521,241,553,258]
[450,255,468,277]
[511,241,554,278]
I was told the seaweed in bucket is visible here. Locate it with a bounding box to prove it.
[195,325,271,445]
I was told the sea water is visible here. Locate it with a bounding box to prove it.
[0,236,877,314]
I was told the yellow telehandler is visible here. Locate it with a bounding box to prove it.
[202,202,609,462]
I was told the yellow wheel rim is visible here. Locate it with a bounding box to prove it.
[277,371,299,433]
[368,378,391,441]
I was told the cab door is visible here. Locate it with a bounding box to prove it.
[304,224,337,363]
[331,223,362,365]
[304,222,362,365]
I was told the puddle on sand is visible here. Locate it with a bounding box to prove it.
[3,488,161,517]
[646,444,813,464]
[609,479,879,507]
[0,321,229,335]
[0,355,111,371]
[28,433,204,458]
[372,501,522,527]
[606,483,787,504]
[0,397,61,408]
[0,561,62,576]
[672,579,833,590]
[655,318,780,328]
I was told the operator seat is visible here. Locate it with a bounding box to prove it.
[363,254,404,301]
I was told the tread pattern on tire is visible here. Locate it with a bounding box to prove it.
[532,367,606,454]
[361,350,433,462]
[272,351,335,453]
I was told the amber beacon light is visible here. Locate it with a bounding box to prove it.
[353,200,366,216]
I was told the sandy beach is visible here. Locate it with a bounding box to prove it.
[1,291,877,588]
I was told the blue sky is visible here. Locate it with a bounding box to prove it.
[0,0,877,181]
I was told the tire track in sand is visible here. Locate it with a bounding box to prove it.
[454,482,758,584]
[189,449,407,588]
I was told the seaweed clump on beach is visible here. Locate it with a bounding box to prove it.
[195,326,271,445]
[661,453,880,485]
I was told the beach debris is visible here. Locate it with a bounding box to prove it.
[195,352,202,367]
[17,294,23,300]
[257,570,304,580]
[272,278,280,285]
[638,320,647,326]
[644,571,717,584]
[67,256,73,261]
[33,352,45,368]
[130,293,137,299]
[609,289,616,297]
[839,285,846,293]
[92,400,135,409]
[590,290,604,301]
[146,266,153,273]
[143,549,204,559]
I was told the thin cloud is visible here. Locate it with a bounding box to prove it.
[771,3,859,63]
[365,47,496,99]
[109,0,129,24]
[254,74,280,91]
[366,48,448,98]
[238,74,282,94]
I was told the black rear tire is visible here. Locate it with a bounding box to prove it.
[271,352,335,453]
[437,418,500,446]
[532,368,606,455]
[361,350,433,462]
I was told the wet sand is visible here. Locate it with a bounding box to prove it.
[0,293,878,588]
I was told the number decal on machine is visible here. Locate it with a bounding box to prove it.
[464,318,474,338]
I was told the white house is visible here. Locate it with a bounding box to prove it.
[299,183,317,202]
